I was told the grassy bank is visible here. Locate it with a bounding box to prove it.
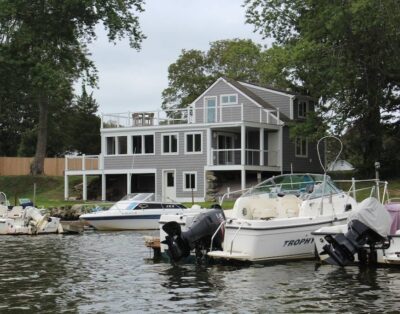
[0,176,91,208]
[0,175,399,209]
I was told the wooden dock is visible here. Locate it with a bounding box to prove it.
[144,236,161,258]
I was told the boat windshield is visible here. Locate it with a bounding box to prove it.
[108,193,155,211]
[119,193,155,202]
[243,174,341,199]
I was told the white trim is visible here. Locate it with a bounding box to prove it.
[222,79,285,125]
[190,77,225,106]
[204,165,281,172]
[116,135,128,155]
[184,132,203,154]
[204,96,218,123]
[182,171,197,192]
[161,133,179,155]
[239,81,295,98]
[131,133,156,155]
[105,136,116,155]
[295,137,308,158]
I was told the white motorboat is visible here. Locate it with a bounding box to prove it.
[0,192,63,235]
[206,173,359,263]
[159,173,360,263]
[79,193,187,230]
[313,197,400,267]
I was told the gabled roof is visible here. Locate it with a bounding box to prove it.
[238,80,299,97]
[223,77,290,122]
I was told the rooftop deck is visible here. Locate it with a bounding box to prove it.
[101,104,282,129]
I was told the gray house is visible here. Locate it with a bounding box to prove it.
[64,77,323,202]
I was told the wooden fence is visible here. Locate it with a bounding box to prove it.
[0,157,65,176]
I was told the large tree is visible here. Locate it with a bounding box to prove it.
[0,0,145,174]
[245,0,400,175]
[162,39,285,110]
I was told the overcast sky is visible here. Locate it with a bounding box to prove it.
[88,0,267,114]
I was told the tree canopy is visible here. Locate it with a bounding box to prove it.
[245,0,400,175]
[162,39,292,110]
[0,0,145,173]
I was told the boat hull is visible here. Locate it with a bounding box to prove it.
[208,215,348,262]
[0,217,61,235]
[82,215,161,231]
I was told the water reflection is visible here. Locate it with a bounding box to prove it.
[1,233,400,313]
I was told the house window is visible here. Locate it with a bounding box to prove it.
[132,136,142,154]
[162,134,178,154]
[106,137,115,155]
[295,137,308,157]
[205,97,217,123]
[221,94,238,105]
[167,172,174,187]
[117,136,127,154]
[298,101,308,118]
[185,133,202,153]
[131,135,154,154]
[144,135,154,154]
[183,172,197,191]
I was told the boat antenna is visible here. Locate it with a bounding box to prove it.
[317,135,343,174]
[317,136,343,216]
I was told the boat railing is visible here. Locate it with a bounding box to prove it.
[334,179,389,204]
[230,221,250,255]
[219,187,251,206]
[209,220,226,252]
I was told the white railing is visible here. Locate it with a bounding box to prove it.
[65,154,101,171]
[101,104,283,129]
[212,149,241,165]
[211,148,279,166]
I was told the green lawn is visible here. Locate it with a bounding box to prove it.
[0,175,103,208]
[1,175,399,209]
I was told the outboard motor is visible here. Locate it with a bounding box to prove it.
[322,197,392,266]
[162,208,225,263]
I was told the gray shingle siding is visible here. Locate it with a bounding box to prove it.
[193,80,258,123]
[104,129,207,199]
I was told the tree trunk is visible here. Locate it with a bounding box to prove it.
[31,98,48,175]
[361,92,382,177]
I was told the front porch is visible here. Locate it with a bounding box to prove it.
[206,125,281,169]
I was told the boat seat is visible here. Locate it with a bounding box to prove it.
[277,195,301,218]
[234,196,278,219]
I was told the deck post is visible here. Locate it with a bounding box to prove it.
[241,169,246,191]
[207,128,212,165]
[127,173,131,195]
[101,174,106,201]
[260,128,264,166]
[64,174,69,200]
[241,125,246,165]
[82,174,87,201]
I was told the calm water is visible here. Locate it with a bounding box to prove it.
[1,231,400,313]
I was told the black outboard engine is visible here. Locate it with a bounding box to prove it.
[322,197,392,267]
[162,208,225,263]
